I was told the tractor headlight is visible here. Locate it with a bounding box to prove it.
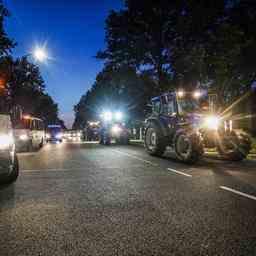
[114,111,123,121]
[0,134,14,149]
[111,125,122,134]
[102,111,112,122]
[19,134,28,141]
[204,116,220,130]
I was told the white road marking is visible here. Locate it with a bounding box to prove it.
[22,168,81,173]
[112,150,158,167]
[167,168,192,177]
[220,186,256,201]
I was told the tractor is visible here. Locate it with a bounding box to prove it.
[99,111,130,145]
[144,90,252,163]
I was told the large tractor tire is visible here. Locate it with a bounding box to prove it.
[217,132,251,161]
[174,130,203,164]
[144,123,166,157]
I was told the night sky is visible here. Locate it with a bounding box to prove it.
[4,0,123,127]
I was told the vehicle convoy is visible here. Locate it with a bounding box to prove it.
[99,111,130,145]
[0,113,19,184]
[13,115,45,152]
[144,91,252,163]
[46,124,63,142]
[64,130,82,142]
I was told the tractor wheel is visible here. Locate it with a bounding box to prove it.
[174,131,203,164]
[217,132,251,161]
[144,123,166,157]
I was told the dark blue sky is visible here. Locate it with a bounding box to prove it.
[4,0,123,127]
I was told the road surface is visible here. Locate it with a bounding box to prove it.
[0,142,256,255]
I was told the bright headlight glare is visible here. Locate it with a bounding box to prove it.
[204,116,220,130]
[56,133,63,139]
[177,90,184,98]
[193,90,202,99]
[115,111,123,121]
[0,134,13,149]
[19,134,28,141]
[46,133,51,139]
[111,125,122,134]
[102,111,112,122]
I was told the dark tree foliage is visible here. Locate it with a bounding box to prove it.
[0,56,60,124]
[73,65,156,129]
[97,0,256,100]
[75,0,256,127]
[0,1,16,56]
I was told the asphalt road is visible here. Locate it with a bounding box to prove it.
[0,142,256,256]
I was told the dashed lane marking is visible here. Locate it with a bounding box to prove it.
[220,186,256,201]
[112,150,158,167]
[167,168,192,177]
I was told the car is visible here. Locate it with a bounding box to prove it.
[64,130,82,142]
[13,115,45,152]
[0,113,19,184]
[144,91,252,163]
[46,125,63,142]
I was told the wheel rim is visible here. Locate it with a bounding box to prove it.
[146,128,157,151]
[176,134,192,160]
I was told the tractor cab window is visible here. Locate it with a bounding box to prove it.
[161,95,176,115]
[177,97,200,114]
[152,100,161,114]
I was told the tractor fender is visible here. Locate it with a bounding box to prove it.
[145,117,170,137]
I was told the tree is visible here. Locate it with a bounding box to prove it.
[97,0,181,90]
[0,1,16,56]
[73,65,156,129]
[98,0,256,106]
[0,1,16,111]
